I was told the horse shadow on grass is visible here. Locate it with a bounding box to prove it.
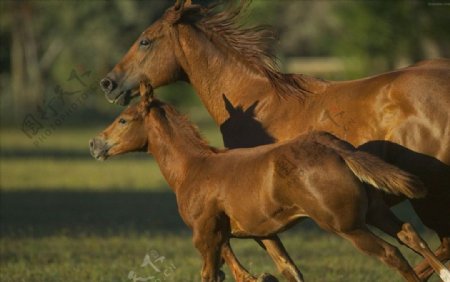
[0,187,428,239]
[0,188,337,238]
[0,188,188,238]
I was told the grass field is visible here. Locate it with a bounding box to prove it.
[0,120,443,282]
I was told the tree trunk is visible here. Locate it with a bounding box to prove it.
[10,1,43,121]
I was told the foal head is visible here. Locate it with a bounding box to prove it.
[100,0,204,105]
[90,82,153,160]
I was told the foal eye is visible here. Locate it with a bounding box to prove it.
[139,39,151,47]
[118,118,127,124]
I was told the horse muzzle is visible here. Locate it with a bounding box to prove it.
[89,137,111,161]
[100,76,138,106]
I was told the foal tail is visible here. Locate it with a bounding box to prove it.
[315,133,427,199]
[341,151,427,198]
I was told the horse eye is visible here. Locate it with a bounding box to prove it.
[139,39,151,47]
[119,118,127,124]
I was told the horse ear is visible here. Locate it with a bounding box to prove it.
[175,0,192,8]
[173,0,182,10]
[165,0,202,25]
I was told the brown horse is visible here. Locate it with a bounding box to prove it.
[99,1,450,280]
[91,82,448,282]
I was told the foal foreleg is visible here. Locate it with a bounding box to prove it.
[257,236,305,282]
[397,224,450,282]
[193,221,227,282]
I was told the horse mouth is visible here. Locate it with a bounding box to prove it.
[90,145,110,161]
[91,148,109,161]
[107,88,140,106]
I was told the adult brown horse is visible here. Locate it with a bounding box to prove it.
[91,82,448,282]
[99,1,450,280]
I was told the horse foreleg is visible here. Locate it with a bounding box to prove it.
[397,228,450,282]
[366,196,450,281]
[414,237,450,281]
[256,236,304,282]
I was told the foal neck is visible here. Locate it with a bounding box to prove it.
[145,103,216,189]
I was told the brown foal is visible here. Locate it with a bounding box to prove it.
[91,82,449,282]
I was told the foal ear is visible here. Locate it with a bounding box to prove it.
[139,81,154,116]
[139,81,154,99]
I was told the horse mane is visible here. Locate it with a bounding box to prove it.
[167,0,325,100]
[149,100,222,154]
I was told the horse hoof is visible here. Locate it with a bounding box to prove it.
[257,273,278,282]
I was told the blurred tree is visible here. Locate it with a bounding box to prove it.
[332,1,450,76]
[1,0,172,125]
[270,1,449,78]
[275,1,340,57]
[9,1,45,119]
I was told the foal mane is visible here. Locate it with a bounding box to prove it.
[166,0,321,100]
[149,100,221,154]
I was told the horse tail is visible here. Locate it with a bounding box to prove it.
[314,133,427,199]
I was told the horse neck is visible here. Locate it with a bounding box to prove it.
[145,105,213,190]
[172,24,275,125]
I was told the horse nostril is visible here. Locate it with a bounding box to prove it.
[100,78,116,93]
[89,139,94,149]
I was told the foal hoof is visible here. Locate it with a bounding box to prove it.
[257,273,278,282]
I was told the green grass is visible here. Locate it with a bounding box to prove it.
[0,126,443,282]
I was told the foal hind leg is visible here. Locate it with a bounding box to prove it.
[257,236,304,282]
[221,241,258,282]
[340,227,420,282]
[221,239,282,282]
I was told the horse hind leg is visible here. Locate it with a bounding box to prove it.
[340,227,421,282]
